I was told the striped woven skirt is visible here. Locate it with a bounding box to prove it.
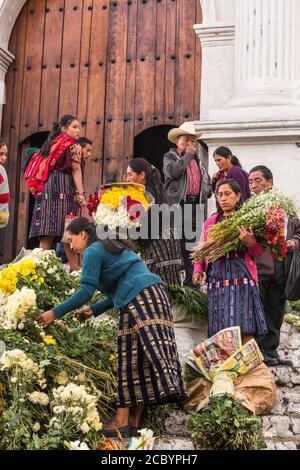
[29,170,80,239]
[117,283,187,408]
[207,257,268,337]
[144,235,183,285]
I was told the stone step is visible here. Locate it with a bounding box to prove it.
[153,438,195,451]
[262,415,300,439]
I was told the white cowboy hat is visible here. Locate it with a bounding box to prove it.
[167,121,202,144]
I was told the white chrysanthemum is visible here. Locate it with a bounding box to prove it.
[93,203,139,230]
[54,370,69,385]
[0,349,28,369]
[5,287,36,322]
[32,422,41,432]
[27,391,49,406]
[80,422,90,434]
[51,383,102,432]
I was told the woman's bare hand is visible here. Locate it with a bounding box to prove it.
[238,226,256,247]
[75,306,93,321]
[192,272,206,285]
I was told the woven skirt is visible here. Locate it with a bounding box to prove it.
[117,283,187,408]
[144,235,183,285]
[29,171,80,239]
[207,258,268,337]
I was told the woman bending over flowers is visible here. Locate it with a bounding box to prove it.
[37,217,186,437]
[193,179,268,344]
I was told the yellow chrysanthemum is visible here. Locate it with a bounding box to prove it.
[39,277,45,284]
[15,259,36,277]
[43,335,57,346]
[100,186,150,210]
[0,266,18,295]
[108,354,117,372]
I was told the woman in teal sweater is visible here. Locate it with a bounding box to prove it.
[37,217,186,437]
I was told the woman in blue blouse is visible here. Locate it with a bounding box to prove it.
[37,217,186,437]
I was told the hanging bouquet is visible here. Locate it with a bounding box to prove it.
[87,183,153,231]
[192,188,298,263]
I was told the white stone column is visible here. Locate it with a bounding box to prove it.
[231,0,300,113]
[195,0,300,210]
[194,0,236,121]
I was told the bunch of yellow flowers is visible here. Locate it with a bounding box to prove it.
[100,185,150,210]
[0,259,37,295]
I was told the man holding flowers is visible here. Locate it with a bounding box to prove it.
[249,166,300,367]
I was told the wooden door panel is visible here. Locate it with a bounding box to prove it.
[175,2,196,124]
[20,0,46,142]
[103,1,128,182]
[39,0,65,131]
[123,0,138,174]
[84,1,110,193]
[77,0,93,129]
[59,1,83,117]
[135,0,156,136]
[164,0,177,124]
[154,0,167,127]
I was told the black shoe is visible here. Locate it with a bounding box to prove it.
[129,426,139,436]
[264,357,279,367]
[101,426,136,438]
[277,358,293,367]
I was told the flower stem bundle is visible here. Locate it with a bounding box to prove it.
[192,188,298,263]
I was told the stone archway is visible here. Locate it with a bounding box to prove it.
[0,0,27,127]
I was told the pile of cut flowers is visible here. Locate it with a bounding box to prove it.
[0,249,117,450]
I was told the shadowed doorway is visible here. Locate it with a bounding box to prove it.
[133,125,175,176]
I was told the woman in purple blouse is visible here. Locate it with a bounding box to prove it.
[212,146,251,202]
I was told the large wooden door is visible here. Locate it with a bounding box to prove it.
[1,0,202,261]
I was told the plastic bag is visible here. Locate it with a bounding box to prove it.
[285,250,300,300]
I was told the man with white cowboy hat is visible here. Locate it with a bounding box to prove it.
[163,121,212,287]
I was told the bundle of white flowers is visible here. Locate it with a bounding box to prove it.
[93,203,138,230]
[50,383,102,434]
[2,287,37,330]
[0,349,47,389]
[22,248,55,267]
[27,391,50,406]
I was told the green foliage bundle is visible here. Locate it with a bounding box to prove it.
[187,395,265,450]
[165,284,208,324]
[284,313,300,327]
[289,301,300,313]
[142,403,180,438]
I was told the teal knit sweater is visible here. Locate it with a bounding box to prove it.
[53,241,162,318]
